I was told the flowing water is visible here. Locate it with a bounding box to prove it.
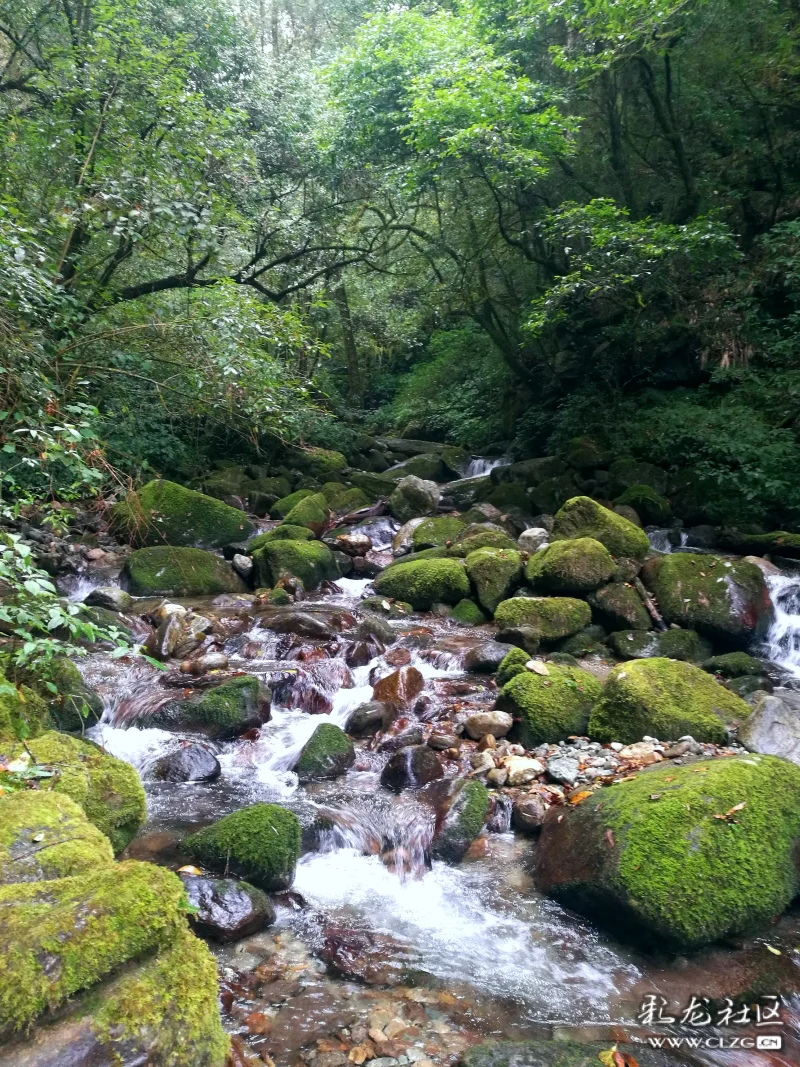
[461,455,512,479]
[75,551,800,1063]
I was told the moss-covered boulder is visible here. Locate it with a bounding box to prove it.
[703,652,765,677]
[482,483,530,512]
[252,539,337,590]
[349,470,403,498]
[449,526,517,557]
[641,552,773,647]
[374,558,470,610]
[0,861,187,1032]
[496,647,530,686]
[271,488,314,518]
[0,674,51,744]
[323,485,371,514]
[529,474,576,515]
[360,595,413,618]
[534,754,800,950]
[0,792,113,884]
[498,664,602,747]
[182,675,270,737]
[8,731,145,853]
[112,479,253,548]
[294,446,347,479]
[450,599,487,625]
[387,475,441,523]
[608,628,712,662]
[124,546,245,597]
[614,484,670,525]
[22,656,103,732]
[431,780,490,863]
[557,625,609,658]
[551,497,651,560]
[493,597,591,644]
[588,581,650,632]
[185,804,301,891]
[566,435,610,471]
[465,547,523,615]
[588,658,749,744]
[412,516,466,549]
[718,529,800,559]
[295,722,355,782]
[526,537,615,594]
[608,457,668,497]
[247,524,315,552]
[280,491,329,532]
[394,453,449,481]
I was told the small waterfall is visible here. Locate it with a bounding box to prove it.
[647,528,688,554]
[762,573,800,677]
[461,455,512,479]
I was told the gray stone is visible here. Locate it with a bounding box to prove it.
[232,553,253,580]
[464,710,513,740]
[517,528,549,554]
[387,476,441,523]
[463,640,515,673]
[84,585,133,612]
[739,689,800,765]
[180,873,275,943]
[546,755,581,786]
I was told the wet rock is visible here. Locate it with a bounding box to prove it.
[392,517,426,555]
[463,640,515,673]
[740,690,800,764]
[183,651,229,674]
[335,532,372,556]
[320,925,411,986]
[345,700,391,735]
[148,613,184,660]
[428,730,458,750]
[296,722,355,781]
[84,585,133,612]
[506,756,544,786]
[431,779,490,863]
[384,647,411,666]
[180,873,275,943]
[387,475,440,523]
[381,745,443,791]
[185,803,301,891]
[377,725,425,752]
[464,710,513,740]
[545,755,580,785]
[284,659,352,716]
[345,635,384,667]
[469,750,496,774]
[265,609,335,639]
[172,614,214,659]
[512,793,547,833]
[373,665,425,706]
[151,742,221,782]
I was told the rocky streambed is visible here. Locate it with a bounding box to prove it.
[5,442,800,1067]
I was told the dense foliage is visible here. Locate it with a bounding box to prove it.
[2,0,800,523]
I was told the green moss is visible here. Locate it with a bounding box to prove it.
[642,553,772,645]
[92,926,229,1066]
[21,656,103,732]
[588,582,650,631]
[465,547,523,615]
[185,803,301,891]
[295,722,355,781]
[499,664,602,746]
[247,525,315,551]
[412,516,466,549]
[280,491,329,530]
[551,496,651,560]
[374,557,470,610]
[348,471,402,498]
[450,598,487,625]
[718,530,800,559]
[124,546,245,597]
[449,528,517,557]
[111,479,253,548]
[526,537,615,594]
[10,731,146,853]
[0,861,187,1032]
[0,671,51,744]
[540,755,800,950]
[483,483,530,511]
[557,625,609,657]
[588,658,748,744]
[440,445,469,475]
[614,484,671,525]
[608,457,667,496]
[192,676,269,731]
[259,586,291,606]
[360,595,413,617]
[0,791,113,883]
[529,474,576,515]
[252,538,337,590]
[294,446,347,478]
[496,647,530,686]
[395,453,448,481]
[324,486,370,514]
[493,597,591,642]
[607,628,710,662]
[703,652,765,677]
[432,780,490,863]
[566,435,610,471]
[271,488,315,518]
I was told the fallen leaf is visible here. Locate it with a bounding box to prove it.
[526,660,550,676]
[605,829,615,849]
[177,864,203,876]
[765,944,782,955]
[649,794,660,801]
[569,790,593,806]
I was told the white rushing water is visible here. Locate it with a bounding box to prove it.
[762,573,800,677]
[461,455,511,479]
[646,527,688,554]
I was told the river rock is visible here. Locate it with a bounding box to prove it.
[464,710,513,740]
[506,756,544,785]
[124,546,246,597]
[545,754,580,785]
[345,700,391,735]
[112,478,254,547]
[526,537,615,594]
[320,924,411,986]
[265,609,335,639]
[512,793,547,833]
[463,640,516,673]
[641,552,773,647]
[232,553,253,580]
[387,476,440,523]
[740,689,800,764]
[296,723,355,781]
[374,557,470,610]
[550,496,651,560]
[335,532,372,556]
[184,803,301,891]
[84,585,133,612]
[381,745,443,792]
[151,743,221,783]
[497,663,602,747]
[180,873,275,943]
[373,665,424,706]
[430,780,490,863]
[534,754,800,951]
[517,528,549,554]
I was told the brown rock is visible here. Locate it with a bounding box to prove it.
[373,666,425,706]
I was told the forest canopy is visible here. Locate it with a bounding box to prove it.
[2,0,800,524]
